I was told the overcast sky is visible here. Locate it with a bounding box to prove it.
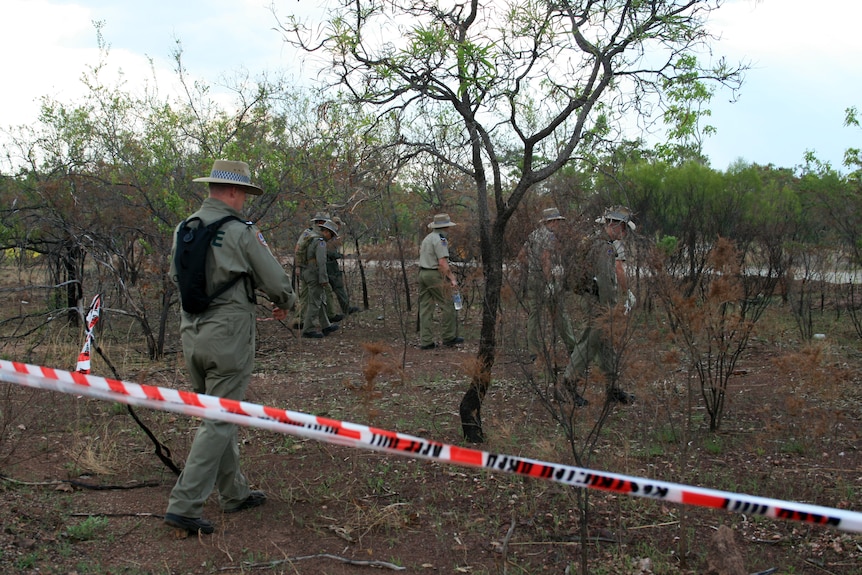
[3,0,860,173]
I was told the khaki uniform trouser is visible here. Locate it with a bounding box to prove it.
[296,278,338,323]
[301,277,331,332]
[418,268,457,346]
[563,324,616,385]
[326,269,350,315]
[167,308,255,517]
[526,282,576,358]
[564,296,617,384]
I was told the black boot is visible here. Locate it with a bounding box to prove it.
[554,379,589,407]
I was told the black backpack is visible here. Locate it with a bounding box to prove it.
[174,215,253,314]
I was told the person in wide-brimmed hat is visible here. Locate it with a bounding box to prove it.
[293,211,353,328]
[165,159,296,535]
[518,206,577,365]
[558,205,637,407]
[292,211,332,328]
[417,214,463,349]
[296,219,342,338]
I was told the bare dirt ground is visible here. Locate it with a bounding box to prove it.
[1,298,861,575]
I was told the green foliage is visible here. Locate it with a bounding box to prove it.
[657,54,716,162]
[656,235,678,256]
[844,106,861,174]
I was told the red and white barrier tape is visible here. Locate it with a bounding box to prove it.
[76,294,102,373]
[1,359,860,533]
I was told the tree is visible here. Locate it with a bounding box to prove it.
[0,32,347,360]
[279,0,745,442]
[799,149,862,339]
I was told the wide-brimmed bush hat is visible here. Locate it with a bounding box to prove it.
[319,220,339,237]
[428,213,457,229]
[193,160,263,195]
[311,211,330,223]
[541,207,566,222]
[596,206,636,230]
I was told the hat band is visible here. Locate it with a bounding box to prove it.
[210,169,251,184]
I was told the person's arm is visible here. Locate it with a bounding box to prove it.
[438,257,457,287]
[244,225,297,311]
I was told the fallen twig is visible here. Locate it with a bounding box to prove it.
[218,553,406,571]
[803,558,839,575]
[70,512,161,518]
[628,520,680,530]
[0,475,160,490]
[499,536,618,547]
[500,515,517,575]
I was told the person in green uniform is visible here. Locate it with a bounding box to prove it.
[418,213,463,349]
[301,219,340,338]
[519,207,577,363]
[165,160,297,535]
[293,212,329,328]
[559,206,637,406]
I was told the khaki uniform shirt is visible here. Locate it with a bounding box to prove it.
[591,238,623,307]
[523,225,557,290]
[419,232,450,269]
[170,197,296,313]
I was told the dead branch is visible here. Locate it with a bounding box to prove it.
[218,553,407,571]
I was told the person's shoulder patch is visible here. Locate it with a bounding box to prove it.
[257,231,268,246]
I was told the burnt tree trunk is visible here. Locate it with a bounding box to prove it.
[459,219,505,443]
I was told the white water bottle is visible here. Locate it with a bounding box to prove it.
[453,290,463,310]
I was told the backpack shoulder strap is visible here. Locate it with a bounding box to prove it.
[205,215,256,304]
[207,214,246,230]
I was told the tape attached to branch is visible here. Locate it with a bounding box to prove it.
[1,359,860,534]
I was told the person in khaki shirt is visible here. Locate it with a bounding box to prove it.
[559,206,636,407]
[165,160,296,535]
[418,213,463,349]
[300,219,340,338]
[292,212,329,327]
[519,207,577,362]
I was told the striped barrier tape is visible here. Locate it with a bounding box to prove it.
[75,294,102,373]
[1,359,860,534]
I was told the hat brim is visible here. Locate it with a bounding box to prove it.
[542,216,565,222]
[596,216,635,231]
[193,176,263,195]
[428,222,456,229]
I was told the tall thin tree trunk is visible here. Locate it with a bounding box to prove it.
[459,223,504,442]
